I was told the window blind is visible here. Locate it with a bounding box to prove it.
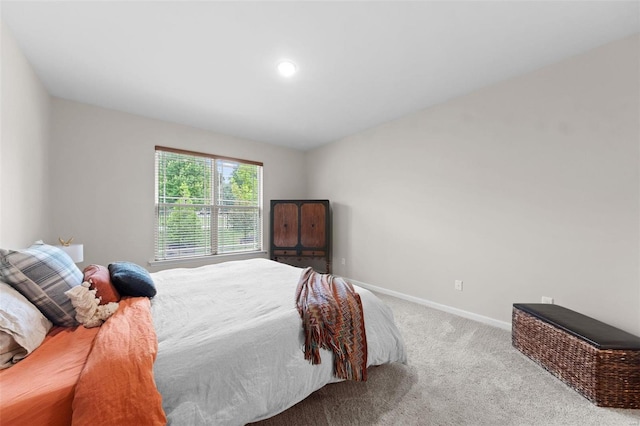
[154,147,263,260]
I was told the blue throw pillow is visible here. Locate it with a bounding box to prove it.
[108,262,156,298]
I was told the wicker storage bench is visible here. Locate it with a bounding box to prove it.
[512,303,640,408]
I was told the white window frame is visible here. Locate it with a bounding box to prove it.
[154,146,263,261]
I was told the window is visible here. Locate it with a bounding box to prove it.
[154,146,263,261]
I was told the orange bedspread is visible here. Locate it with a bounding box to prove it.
[0,326,100,426]
[72,297,166,425]
[0,297,165,426]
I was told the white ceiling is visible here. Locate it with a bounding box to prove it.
[2,1,639,151]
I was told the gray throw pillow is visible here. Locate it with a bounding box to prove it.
[0,243,82,327]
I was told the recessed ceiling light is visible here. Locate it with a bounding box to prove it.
[277,61,297,77]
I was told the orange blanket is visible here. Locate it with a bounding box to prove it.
[72,297,166,425]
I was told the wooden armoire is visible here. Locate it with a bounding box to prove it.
[270,200,331,273]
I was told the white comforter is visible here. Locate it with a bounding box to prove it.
[151,258,406,425]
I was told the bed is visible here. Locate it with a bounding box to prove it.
[0,255,406,425]
[152,258,407,424]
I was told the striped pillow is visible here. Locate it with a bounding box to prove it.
[0,243,82,327]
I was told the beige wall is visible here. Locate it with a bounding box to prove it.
[306,35,640,334]
[49,99,307,271]
[0,22,51,249]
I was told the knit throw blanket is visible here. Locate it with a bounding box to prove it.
[295,267,368,381]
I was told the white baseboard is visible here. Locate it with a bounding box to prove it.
[350,278,512,331]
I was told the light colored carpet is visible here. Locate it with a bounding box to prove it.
[252,293,640,426]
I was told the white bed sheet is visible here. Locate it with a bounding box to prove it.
[151,258,406,425]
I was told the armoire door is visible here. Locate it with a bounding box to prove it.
[272,202,298,249]
[300,202,326,249]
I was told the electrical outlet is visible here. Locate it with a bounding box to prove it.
[541,296,554,304]
[341,258,346,265]
[454,280,463,291]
